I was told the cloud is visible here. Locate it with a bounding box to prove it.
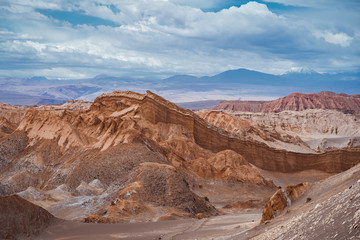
[0,0,359,79]
[316,32,353,47]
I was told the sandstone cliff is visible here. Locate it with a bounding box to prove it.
[197,110,313,153]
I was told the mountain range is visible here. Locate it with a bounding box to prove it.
[1,68,359,105]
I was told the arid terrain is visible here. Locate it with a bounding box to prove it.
[0,91,359,240]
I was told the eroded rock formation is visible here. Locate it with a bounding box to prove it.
[261,182,311,223]
[1,90,359,224]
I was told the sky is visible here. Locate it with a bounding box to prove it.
[0,0,359,79]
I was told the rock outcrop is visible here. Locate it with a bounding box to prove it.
[260,189,288,224]
[249,163,360,240]
[0,118,17,138]
[0,194,56,239]
[0,103,27,124]
[261,182,311,223]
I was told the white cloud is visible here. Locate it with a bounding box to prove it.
[316,31,353,47]
[0,0,359,79]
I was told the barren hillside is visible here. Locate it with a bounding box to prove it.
[1,90,359,239]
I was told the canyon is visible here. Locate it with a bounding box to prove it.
[0,90,359,239]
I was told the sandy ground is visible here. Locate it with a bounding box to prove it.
[36,211,262,240]
[257,168,333,187]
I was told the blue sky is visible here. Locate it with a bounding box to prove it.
[0,0,359,79]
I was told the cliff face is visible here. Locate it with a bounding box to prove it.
[197,110,313,153]
[213,91,360,113]
[16,90,360,174]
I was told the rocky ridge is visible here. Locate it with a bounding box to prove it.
[197,110,313,153]
[263,91,360,113]
[214,91,360,113]
[231,109,360,152]
[1,90,276,223]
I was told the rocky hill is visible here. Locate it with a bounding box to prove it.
[263,91,360,113]
[1,90,360,239]
[241,163,360,240]
[0,194,56,239]
[214,91,360,113]
[1,90,278,223]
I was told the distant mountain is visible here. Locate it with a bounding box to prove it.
[0,90,65,106]
[214,91,360,113]
[263,91,360,113]
[176,100,224,110]
[0,68,359,105]
[213,101,269,112]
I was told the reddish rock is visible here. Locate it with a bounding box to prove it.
[0,194,56,239]
[261,182,311,223]
[263,91,360,113]
[214,91,360,113]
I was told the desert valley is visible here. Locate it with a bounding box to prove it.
[0,90,359,239]
[2,0,360,239]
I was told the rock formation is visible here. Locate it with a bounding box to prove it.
[0,194,56,239]
[263,91,360,113]
[250,163,360,240]
[197,110,312,153]
[1,91,278,222]
[15,91,360,174]
[191,150,270,184]
[261,182,311,223]
[1,90,359,225]
[214,91,360,113]
[0,103,27,124]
